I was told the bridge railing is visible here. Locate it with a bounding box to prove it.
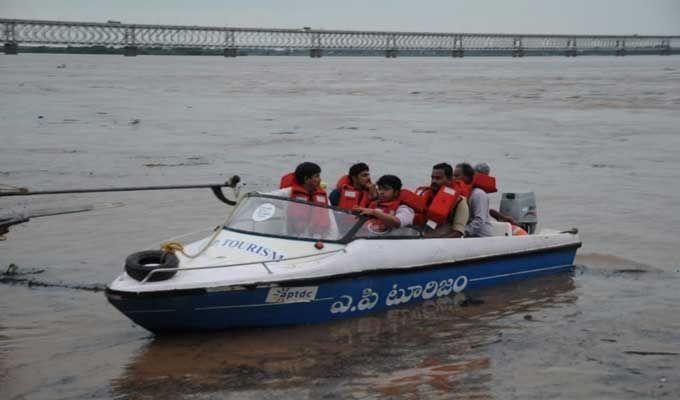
[1,18,678,57]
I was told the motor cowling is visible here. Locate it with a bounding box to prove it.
[499,192,537,234]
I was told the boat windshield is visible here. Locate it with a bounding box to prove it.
[225,194,363,242]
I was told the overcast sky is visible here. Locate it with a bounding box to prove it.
[2,0,679,35]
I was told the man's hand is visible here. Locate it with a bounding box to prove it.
[365,182,378,200]
[353,207,375,217]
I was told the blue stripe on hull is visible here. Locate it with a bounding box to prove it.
[107,246,577,333]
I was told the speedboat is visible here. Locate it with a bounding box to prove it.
[106,193,581,333]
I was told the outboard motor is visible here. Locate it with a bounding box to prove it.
[499,192,537,234]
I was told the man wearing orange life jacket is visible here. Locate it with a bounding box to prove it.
[454,163,494,237]
[415,163,469,238]
[353,175,414,231]
[274,162,331,236]
[473,163,528,236]
[277,162,328,204]
[330,162,378,210]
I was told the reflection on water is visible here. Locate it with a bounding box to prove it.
[0,326,7,388]
[112,274,575,399]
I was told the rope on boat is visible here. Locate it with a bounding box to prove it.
[160,212,232,259]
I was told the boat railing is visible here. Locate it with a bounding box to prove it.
[139,248,346,284]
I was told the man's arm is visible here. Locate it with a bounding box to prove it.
[394,205,415,228]
[490,208,516,225]
[354,207,401,229]
[465,190,487,237]
[450,198,470,238]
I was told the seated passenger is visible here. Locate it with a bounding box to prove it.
[414,163,469,238]
[276,162,328,205]
[454,163,494,237]
[354,175,414,231]
[330,162,378,209]
[474,163,527,235]
[276,162,331,236]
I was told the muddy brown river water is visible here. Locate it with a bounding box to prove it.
[1,55,679,399]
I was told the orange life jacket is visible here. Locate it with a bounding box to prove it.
[368,198,401,215]
[511,224,528,236]
[472,173,498,194]
[281,173,330,235]
[398,188,426,214]
[365,197,402,232]
[413,185,461,229]
[335,175,371,210]
[279,172,297,189]
[452,180,472,199]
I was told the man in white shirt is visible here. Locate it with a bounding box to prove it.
[455,163,494,237]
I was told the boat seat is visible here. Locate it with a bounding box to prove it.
[489,220,512,237]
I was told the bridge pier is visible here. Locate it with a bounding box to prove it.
[565,40,577,57]
[450,49,464,58]
[223,47,239,57]
[123,45,138,57]
[310,48,322,58]
[385,49,398,58]
[615,40,626,56]
[660,40,671,56]
[3,43,18,55]
[512,38,524,57]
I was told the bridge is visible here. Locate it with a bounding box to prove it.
[2,18,678,58]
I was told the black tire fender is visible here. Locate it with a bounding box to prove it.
[125,250,179,282]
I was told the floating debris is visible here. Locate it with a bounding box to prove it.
[624,351,679,356]
[612,269,648,274]
[4,263,19,276]
[0,275,105,292]
[1,264,103,291]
